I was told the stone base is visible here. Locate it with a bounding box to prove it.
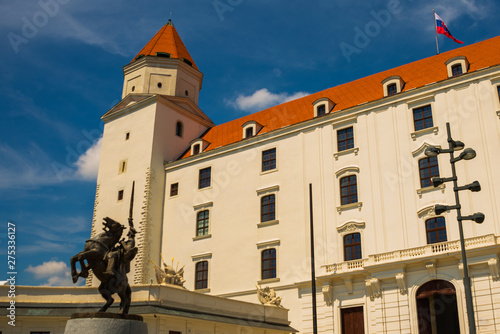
[65,312,148,334]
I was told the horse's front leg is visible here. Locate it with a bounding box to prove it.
[71,249,100,283]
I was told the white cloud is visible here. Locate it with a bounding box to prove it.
[25,260,75,286]
[75,137,102,180]
[226,88,309,113]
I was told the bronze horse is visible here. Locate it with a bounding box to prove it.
[70,217,137,314]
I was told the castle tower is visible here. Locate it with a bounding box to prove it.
[88,20,214,286]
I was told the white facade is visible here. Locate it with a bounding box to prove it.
[89,27,500,333]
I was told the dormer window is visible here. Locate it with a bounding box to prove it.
[317,104,326,117]
[242,121,262,139]
[190,139,210,156]
[193,144,200,155]
[451,64,463,77]
[387,83,397,96]
[312,97,335,117]
[382,76,405,97]
[445,56,469,78]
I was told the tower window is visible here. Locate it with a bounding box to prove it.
[199,167,211,189]
[175,121,183,137]
[131,86,135,92]
[261,194,276,222]
[117,190,124,201]
[196,210,210,236]
[185,90,189,96]
[119,160,127,173]
[262,148,276,172]
[157,82,162,88]
[170,183,178,197]
[125,132,130,140]
[340,175,358,205]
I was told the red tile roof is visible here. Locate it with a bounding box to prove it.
[132,20,199,70]
[181,35,500,159]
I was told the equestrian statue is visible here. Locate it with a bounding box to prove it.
[70,181,138,315]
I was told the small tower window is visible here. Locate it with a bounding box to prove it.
[118,190,124,201]
[176,121,183,137]
[125,132,130,140]
[131,86,135,92]
[185,90,189,96]
[157,82,162,88]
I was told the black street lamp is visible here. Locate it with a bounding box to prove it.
[424,122,484,334]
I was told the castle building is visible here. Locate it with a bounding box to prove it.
[89,20,500,334]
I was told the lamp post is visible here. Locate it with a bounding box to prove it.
[424,122,484,334]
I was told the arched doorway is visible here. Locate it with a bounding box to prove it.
[416,280,460,334]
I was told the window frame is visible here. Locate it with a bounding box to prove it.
[198,167,211,189]
[261,194,276,223]
[412,104,434,132]
[196,210,210,237]
[195,260,209,290]
[418,156,440,188]
[262,148,277,173]
[340,175,358,206]
[425,216,447,244]
[170,182,179,197]
[261,248,277,280]
[344,232,362,261]
[337,126,354,152]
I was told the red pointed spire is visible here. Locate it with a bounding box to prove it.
[132,20,198,70]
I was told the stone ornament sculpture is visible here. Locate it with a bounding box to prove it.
[70,182,138,315]
[257,285,283,308]
[150,256,185,287]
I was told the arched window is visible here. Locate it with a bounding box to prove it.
[196,210,209,236]
[195,261,208,290]
[416,280,459,333]
[344,233,361,261]
[175,121,183,137]
[419,157,440,188]
[425,217,447,244]
[261,248,276,279]
[340,175,358,205]
[261,194,276,222]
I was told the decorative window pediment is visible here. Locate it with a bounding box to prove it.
[445,56,469,78]
[382,75,405,97]
[312,97,335,117]
[336,221,365,235]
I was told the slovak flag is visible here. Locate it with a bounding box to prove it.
[435,12,464,44]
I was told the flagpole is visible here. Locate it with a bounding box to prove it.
[433,8,440,54]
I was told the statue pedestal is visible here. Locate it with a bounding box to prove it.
[64,312,148,334]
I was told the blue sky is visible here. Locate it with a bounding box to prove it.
[1,0,499,286]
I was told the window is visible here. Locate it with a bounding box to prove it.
[176,121,183,137]
[261,248,277,280]
[195,261,208,290]
[196,210,210,236]
[245,127,254,138]
[413,105,433,131]
[337,127,354,152]
[451,64,463,77]
[261,194,276,222]
[497,85,500,103]
[387,83,397,96]
[344,233,361,261]
[426,217,447,244]
[119,160,127,173]
[340,175,358,205]
[117,190,124,201]
[199,167,211,189]
[125,132,130,140]
[419,157,439,188]
[193,144,200,155]
[170,183,178,197]
[317,104,326,116]
[262,148,276,172]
